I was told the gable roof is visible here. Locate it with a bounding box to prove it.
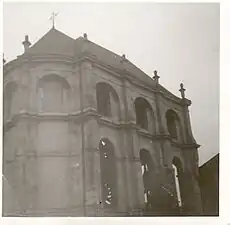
[27,28,156,87]
[75,37,156,87]
[28,28,75,56]
[199,153,219,170]
[20,28,181,100]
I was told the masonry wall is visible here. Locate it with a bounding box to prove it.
[199,155,219,216]
[3,57,203,216]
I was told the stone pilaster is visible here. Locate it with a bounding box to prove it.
[133,157,145,211]
[68,121,83,214]
[121,77,144,213]
[80,61,97,111]
[83,118,101,216]
[129,130,145,211]
[116,156,129,213]
[179,170,202,215]
[180,98,196,144]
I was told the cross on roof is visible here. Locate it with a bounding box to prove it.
[49,12,58,28]
[3,54,6,64]
[153,70,160,83]
[179,83,186,99]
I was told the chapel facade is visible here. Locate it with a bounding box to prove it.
[3,27,203,216]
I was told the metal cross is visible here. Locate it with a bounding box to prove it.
[49,12,58,28]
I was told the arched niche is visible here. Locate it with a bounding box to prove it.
[96,82,120,120]
[166,109,182,141]
[99,138,117,209]
[36,74,70,112]
[4,81,18,119]
[134,97,155,133]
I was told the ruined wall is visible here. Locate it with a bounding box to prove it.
[3,57,202,216]
[3,61,85,216]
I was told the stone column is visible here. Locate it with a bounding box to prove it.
[179,170,202,215]
[20,62,32,113]
[129,130,145,215]
[133,156,145,214]
[84,118,102,216]
[13,122,28,215]
[23,121,39,215]
[121,77,145,214]
[115,155,129,214]
[68,121,84,215]
[179,84,196,144]
[80,61,97,111]
[152,72,169,168]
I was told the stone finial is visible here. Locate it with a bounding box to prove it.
[83,33,88,40]
[120,54,127,63]
[22,35,31,53]
[3,54,6,65]
[179,83,186,99]
[153,70,160,83]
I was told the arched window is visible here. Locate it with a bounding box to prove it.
[166,109,181,140]
[134,97,154,132]
[99,138,117,209]
[96,82,119,118]
[139,149,154,211]
[4,81,18,119]
[172,157,183,208]
[37,74,70,112]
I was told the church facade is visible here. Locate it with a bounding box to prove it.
[3,28,203,216]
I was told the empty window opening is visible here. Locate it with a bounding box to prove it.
[96,83,119,118]
[37,74,70,112]
[172,164,182,207]
[144,192,148,203]
[104,183,113,206]
[166,110,181,140]
[134,97,154,131]
[140,149,154,173]
[99,139,117,209]
[172,157,184,208]
[140,149,155,211]
[141,164,149,175]
[144,189,153,210]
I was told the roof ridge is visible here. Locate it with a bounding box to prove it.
[80,38,155,81]
[31,28,73,47]
[27,28,75,56]
[51,28,75,41]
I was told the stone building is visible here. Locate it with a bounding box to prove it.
[3,27,203,216]
[199,153,219,216]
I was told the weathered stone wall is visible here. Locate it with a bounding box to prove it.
[3,58,202,216]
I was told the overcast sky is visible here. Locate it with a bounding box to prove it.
[3,2,219,165]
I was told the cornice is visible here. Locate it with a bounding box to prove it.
[3,110,200,150]
[79,55,187,106]
[3,54,75,76]
[3,52,186,107]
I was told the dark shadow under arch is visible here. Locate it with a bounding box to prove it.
[96,82,119,117]
[134,97,154,131]
[139,148,155,211]
[166,109,181,140]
